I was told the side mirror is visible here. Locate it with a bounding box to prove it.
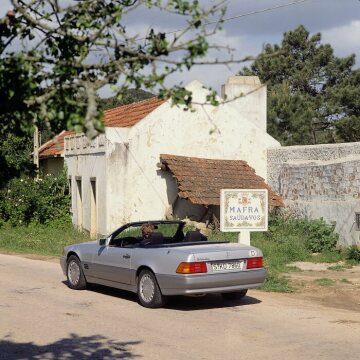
[99,238,106,246]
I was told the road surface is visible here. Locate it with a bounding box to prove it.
[0,253,359,359]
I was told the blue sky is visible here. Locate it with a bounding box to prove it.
[1,0,359,95]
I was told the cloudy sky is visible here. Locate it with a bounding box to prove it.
[152,0,360,93]
[118,0,360,94]
[2,0,360,95]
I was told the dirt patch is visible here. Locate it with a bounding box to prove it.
[287,262,360,312]
[0,250,59,263]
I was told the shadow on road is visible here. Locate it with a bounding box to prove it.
[0,334,142,360]
[165,293,262,311]
[62,281,261,311]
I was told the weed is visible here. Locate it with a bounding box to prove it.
[261,270,295,293]
[315,278,336,286]
[327,264,352,271]
[340,278,352,284]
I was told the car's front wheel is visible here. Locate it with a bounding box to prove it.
[66,255,87,290]
[221,289,248,301]
[137,269,166,308]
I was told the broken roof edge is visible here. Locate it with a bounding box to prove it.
[159,153,284,208]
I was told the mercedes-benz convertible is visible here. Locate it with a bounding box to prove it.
[60,220,266,308]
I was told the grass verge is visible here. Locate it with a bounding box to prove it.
[0,221,90,257]
[0,216,355,294]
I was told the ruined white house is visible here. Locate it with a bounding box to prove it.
[39,74,360,246]
[62,76,282,237]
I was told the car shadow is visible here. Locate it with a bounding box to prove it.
[61,281,261,310]
[165,293,262,311]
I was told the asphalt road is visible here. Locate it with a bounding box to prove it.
[0,253,360,360]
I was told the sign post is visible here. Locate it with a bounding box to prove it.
[220,189,268,245]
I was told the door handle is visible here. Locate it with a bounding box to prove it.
[123,254,131,259]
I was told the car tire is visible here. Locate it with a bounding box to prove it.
[137,269,166,308]
[66,255,87,290]
[221,289,248,301]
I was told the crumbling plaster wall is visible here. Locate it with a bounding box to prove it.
[268,142,360,246]
[104,79,280,231]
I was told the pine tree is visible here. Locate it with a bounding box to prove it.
[239,25,359,145]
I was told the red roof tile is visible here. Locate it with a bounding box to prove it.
[39,97,164,158]
[39,130,75,158]
[103,97,165,127]
[160,154,284,208]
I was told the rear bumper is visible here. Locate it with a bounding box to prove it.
[60,256,67,275]
[157,268,266,296]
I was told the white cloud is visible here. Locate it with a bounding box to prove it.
[322,20,360,65]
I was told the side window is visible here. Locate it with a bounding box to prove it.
[110,226,142,247]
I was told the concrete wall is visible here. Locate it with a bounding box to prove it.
[268,142,360,246]
[65,135,107,237]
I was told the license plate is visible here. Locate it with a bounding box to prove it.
[211,261,245,271]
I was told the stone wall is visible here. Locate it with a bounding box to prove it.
[268,142,360,246]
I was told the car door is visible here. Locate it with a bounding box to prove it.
[91,245,132,285]
[90,226,141,285]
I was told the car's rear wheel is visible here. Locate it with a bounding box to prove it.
[67,255,87,290]
[221,289,248,300]
[137,269,166,308]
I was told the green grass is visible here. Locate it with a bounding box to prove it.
[0,221,91,257]
[309,251,344,263]
[0,214,350,294]
[315,278,336,286]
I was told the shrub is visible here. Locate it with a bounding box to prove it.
[302,218,338,252]
[346,246,360,262]
[0,172,70,225]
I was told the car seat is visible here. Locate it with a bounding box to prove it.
[184,231,207,242]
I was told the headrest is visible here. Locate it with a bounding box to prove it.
[147,232,164,245]
[184,231,207,242]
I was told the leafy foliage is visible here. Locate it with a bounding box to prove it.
[264,214,338,253]
[0,1,228,138]
[302,218,338,253]
[346,246,360,262]
[239,25,359,145]
[0,172,70,225]
[98,89,154,110]
[0,133,35,187]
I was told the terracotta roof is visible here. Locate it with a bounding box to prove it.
[104,97,165,127]
[39,97,164,158]
[39,130,75,158]
[160,154,284,208]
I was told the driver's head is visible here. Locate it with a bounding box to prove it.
[141,223,154,239]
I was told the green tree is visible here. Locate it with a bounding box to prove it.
[0,0,229,140]
[239,25,359,145]
[98,89,154,110]
[332,69,360,142]
[0,133,35,187]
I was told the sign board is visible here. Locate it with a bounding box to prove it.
[220,189,268,232]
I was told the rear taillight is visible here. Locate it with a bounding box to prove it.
[176,262,207,274]
[246,257,264,269]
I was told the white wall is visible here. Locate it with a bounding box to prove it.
[222,76,267,132]
[104,79,280,228]
[66,153,107,236]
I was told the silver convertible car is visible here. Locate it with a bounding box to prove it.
[60,220,266,308]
